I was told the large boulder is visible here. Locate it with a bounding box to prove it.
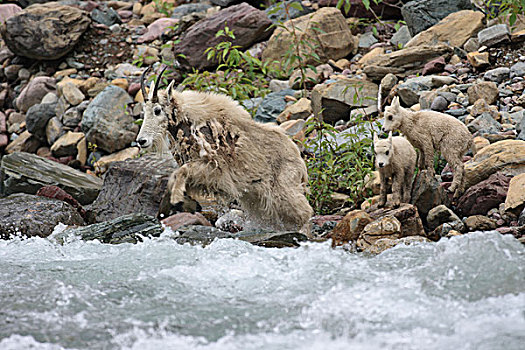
[0,3,90,60]
[311,77,378,123]
[263,7,355,69]
[16,76,56,112]
[0,151,102,205]
[87,155,178,223]
[81,85,137,153]
[401,1,474,36]
[464,140,525,188]
[174,3,272,70]
[410,170,450,224]
[456,172,512,217]
[0,193,84,239]
[362,44,453,81]
[366,203,426,238]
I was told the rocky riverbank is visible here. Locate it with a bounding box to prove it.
[1,0,525,253]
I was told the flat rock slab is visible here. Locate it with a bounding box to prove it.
[0,193,84,239]
[1,151,102,205]
[87,155,178,223]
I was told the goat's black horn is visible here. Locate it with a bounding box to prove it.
[151,65,169,102]
[140,66,151,102]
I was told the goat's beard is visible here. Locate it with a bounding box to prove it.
[149,133,175,160]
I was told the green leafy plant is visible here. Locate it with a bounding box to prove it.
[152,0,174,17]
[182,26,276,114]
[483,0,525,27]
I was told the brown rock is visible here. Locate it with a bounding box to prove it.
[357,215,401,251]
[363,44,453,81]
[464,215,497,231]
[263,7,355,70]
[161,212,212,232]
[50,131,85,157]
[405,10,485,48]
[137,18,179,43]
[464,140,525,188]
[5,130,40,154]
[456,172,512,217]
[467,51,490,69]
[473,136,490,151]
[329,210,373,247]
[1,4,90,60]
[467,81,499,105]
[364,236,429,254]
[358,47,385,66]
[504,173,525,213]
[93,147,140,175]
[367,203,426,238]
[175,3,272,70]
[36,185,86,219]
[277,98,312,123]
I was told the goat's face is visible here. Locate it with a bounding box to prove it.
[373,132,393,169]
[381,96,402,133]
[136,67,170,151]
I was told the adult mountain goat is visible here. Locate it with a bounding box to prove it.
[136,68,313,232]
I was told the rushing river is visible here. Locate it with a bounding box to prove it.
[0,228,524,350]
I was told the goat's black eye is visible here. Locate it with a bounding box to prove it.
[154,107,161,116]
[388,115,393,121]
[385,151,389,155]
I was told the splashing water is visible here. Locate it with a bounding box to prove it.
[0,229,524,350]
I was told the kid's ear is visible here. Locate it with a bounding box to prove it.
[373,132,378,144]
[392,96,400,109]
[388,131,392,142]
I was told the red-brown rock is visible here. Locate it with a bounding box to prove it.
[161,212,212,232]
[456,172,512,217]
[36,185,86,218]
[329,210,373,247]
[422,56,445,75]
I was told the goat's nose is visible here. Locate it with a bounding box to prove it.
[381,127,386,133]
[137,138,148,147]
[378,162,384,168]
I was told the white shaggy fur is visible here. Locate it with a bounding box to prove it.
[373,132,417,207]
[382,96,476,198]
[137,81,313,232]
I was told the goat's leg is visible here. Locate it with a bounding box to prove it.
[168,164,191,205]
[420,143,435,176]
[378,171,388,207]
[402,166,414,203]
[391,172,402,208]
[447,156,465,199]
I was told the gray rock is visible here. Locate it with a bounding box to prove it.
[87,155,179,224]
[1,4,90,60]
[397,76,433,106]
[510,61,525,79]
[16,76,56,112]
[265,0,313,23]
[463,37,479,52]
[437,91,457,102]
[390,25,412,48]
[210,0,238,6]
[0,193,84,240]
[171,3,212,19]
[25,102,57,141]
[62,106,83,127]
[518,117,525,141]
[269,79,290,93]
[81,85,137,153]
[427,204,462,231]
[445,108,467,117]
[90,7,121,26]
[477,24,510,47]
[55,213,162,245]
[467,112,502,134]
[0,151,102,205]
[41,92,58,104]
[483,67,510,83]
[401,0,473,35]
[518,207,525,226]
[254,88,295,123]
[359,31,378,48]
[430,95,448,111]
[411,170,451,224]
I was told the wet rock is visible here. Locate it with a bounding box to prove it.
[363,44,453,81]
[311,77,378,123]
[50,131,84,157]
[265,0,313,23]
[367,203,426,238]
[357,215,404,252]
[161,212,212,232]
[263,7,355,70]
[234,229,308,248]
[0,193,84,240]
[56,213,162,245]
[364,236,429,254]
[0,4,90,60]
[36,185,85,218]
[0,151,102,205]
[456,172,512,217]
[328,210,373,247]
[215,209,246,233]
[464,140,525,188]
[175,3,272,70]
[25,102,57,141]
[467,112,502,134]
[87,155,178,224]
[477,24,510,47]
[467,81,499,105]
[483,67,510,83]
[390,25,412,48]
[464,215,497,232]
[81,85,137,153]
[401,0,474,36]
[510,61,525,79]
[411,171,450,223]
[427,204,461,231]
[504,173,525,213]
[16,76,56,112]
[138,18,179,43]
[277,98,312,123]
[254,89,295,123]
